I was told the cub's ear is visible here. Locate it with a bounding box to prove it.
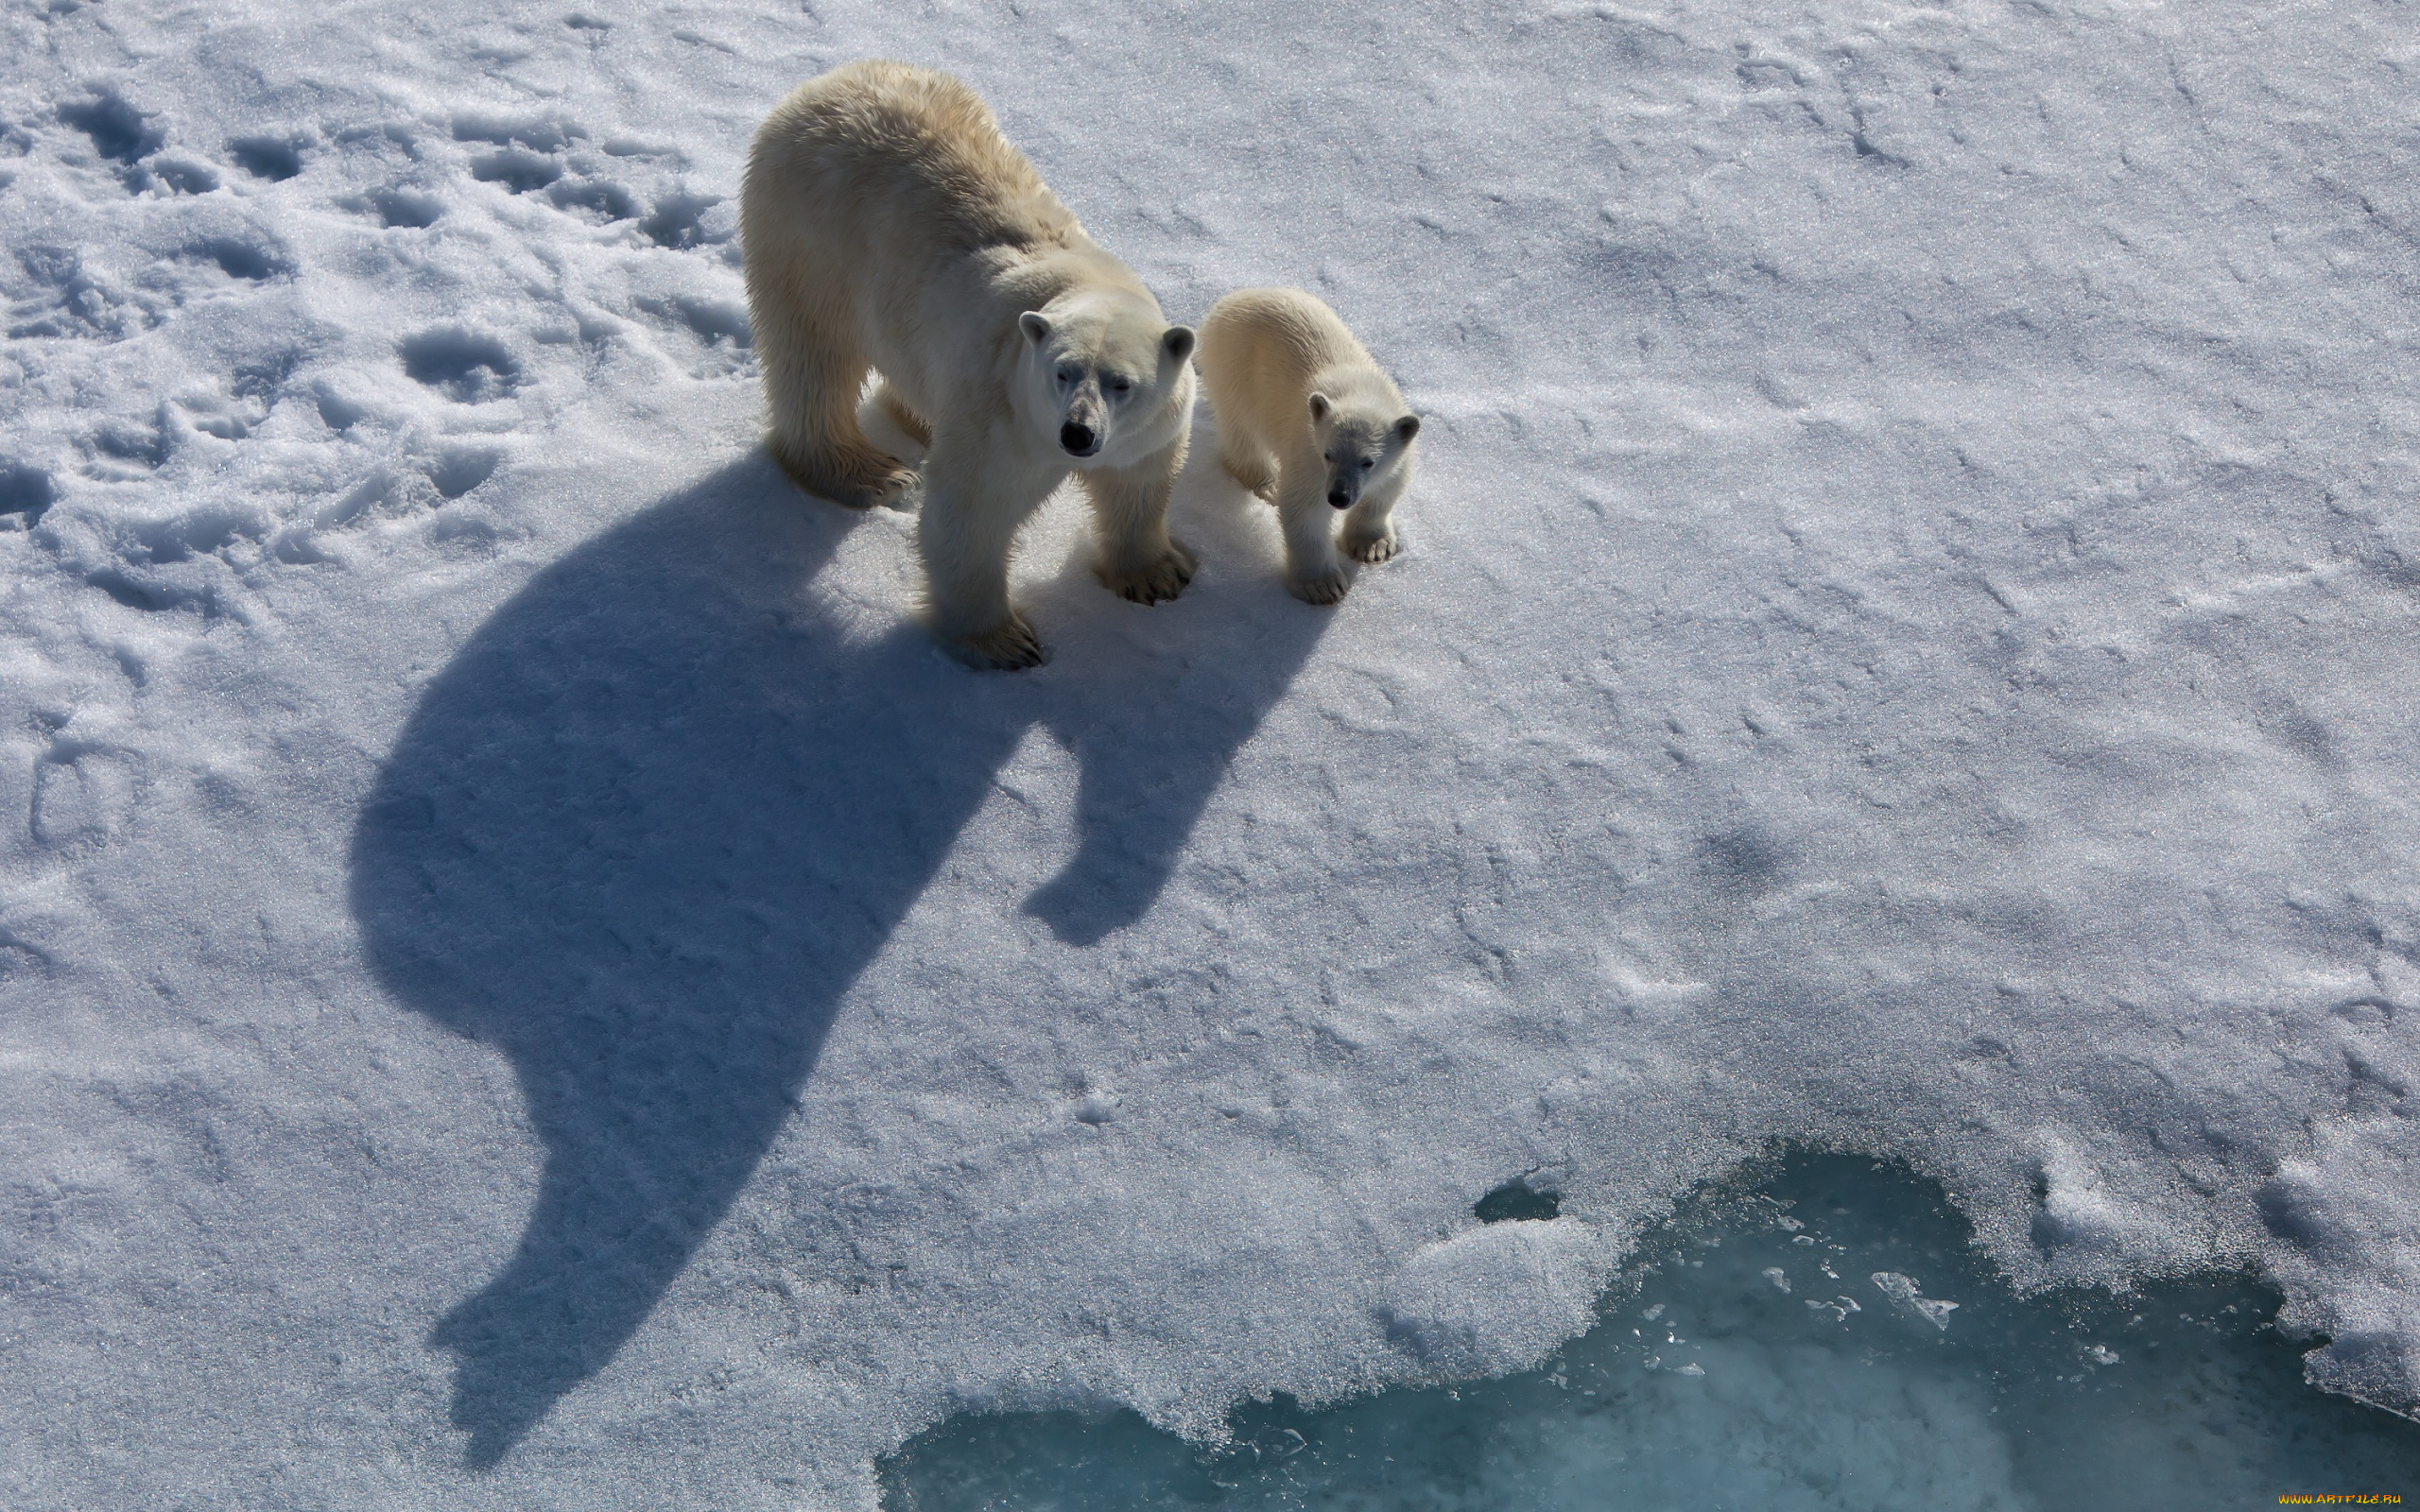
[1308,392,1331,422]
[1395,414,1421,441]
[1162,325,1196,365]
[1018,312,1052,346]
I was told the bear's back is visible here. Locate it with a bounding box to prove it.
[751,60,1080,255]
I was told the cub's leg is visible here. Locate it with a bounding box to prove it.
[1340,465,1408,564]
[873,382,933,450]
[1079,438,1198,606]
[1218,435,1279,500]
[918,430,1061,669]
[1275,462,1349,606]
[751,283,917,510]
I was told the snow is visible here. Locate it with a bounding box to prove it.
[3,0,2417,1505]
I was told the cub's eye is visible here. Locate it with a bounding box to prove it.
[1056,366,1080,385]
[1360,458,1375,471]
[1108,377,1132,396]
[1322,451,1336,463]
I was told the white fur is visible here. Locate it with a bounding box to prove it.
[1195,288,1419,605]
[740,60,1199,668]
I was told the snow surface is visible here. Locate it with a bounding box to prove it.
[3,0,2417,1505]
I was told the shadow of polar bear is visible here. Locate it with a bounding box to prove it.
[350,442,1329,1466]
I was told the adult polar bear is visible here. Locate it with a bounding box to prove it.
[741,60,1199,669]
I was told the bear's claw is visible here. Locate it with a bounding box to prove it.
[957,614,1046,671]
[1103,542,1198,606]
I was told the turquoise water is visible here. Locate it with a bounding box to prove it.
[882,1154,2420,1511]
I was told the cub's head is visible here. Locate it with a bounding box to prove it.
[1309,390,1420,510]
[1017,290,1196,467]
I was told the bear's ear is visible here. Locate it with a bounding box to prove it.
[1395,414,1421,441]
[1018,312,1052,347]
[1162,325,1195,365]
[1308,392,1330,422]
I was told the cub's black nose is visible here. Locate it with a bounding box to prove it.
[1327,490,1351,508]
[1061,422,1098,455]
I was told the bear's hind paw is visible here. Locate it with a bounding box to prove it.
[955,614,1046,671]
[843,465,920,513]
[877,469,923,513]
[767,438,918,512]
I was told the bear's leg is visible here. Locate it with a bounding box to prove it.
[919,430,1059,670]
[1079,438,1198,605]
[753,296,917,511]
[1276,466,1350,606]
[1340,465,1408,564]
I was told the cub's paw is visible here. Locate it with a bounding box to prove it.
[955,613,1046,671]
[1288,567,1351,606]
[1101,541,1198,606]
[1343,529,1397,564]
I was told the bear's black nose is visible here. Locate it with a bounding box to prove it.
[1327,490,1351,508]
[1061,422,1098,455]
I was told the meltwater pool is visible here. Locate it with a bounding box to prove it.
[883,1153,2418,1511]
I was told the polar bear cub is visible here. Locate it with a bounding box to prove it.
[740,60,1199,669]
[1196,289,1420,605]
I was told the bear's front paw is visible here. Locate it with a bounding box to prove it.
[956,614,1046,671]
[1102,542,1198,606]
[1342,528,1397,564]
[1288,567,1351,606]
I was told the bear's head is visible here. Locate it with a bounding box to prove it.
[1308,385,1420,510]
[1017,290,1196,468]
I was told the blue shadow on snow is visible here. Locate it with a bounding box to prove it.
[349,451,1327,1468]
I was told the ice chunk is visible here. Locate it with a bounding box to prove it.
[1381,1221,1604,1379]
[1871,1272,1959,1332]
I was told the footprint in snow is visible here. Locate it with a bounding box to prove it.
[399,329,521,403]
[228,134,306,180]
[363,186,442,229]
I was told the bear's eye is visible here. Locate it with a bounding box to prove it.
[1322,451,1336,463]
[1360,457,1375,471]
[1056,365,1080,385]
[1107,376,1132,396]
